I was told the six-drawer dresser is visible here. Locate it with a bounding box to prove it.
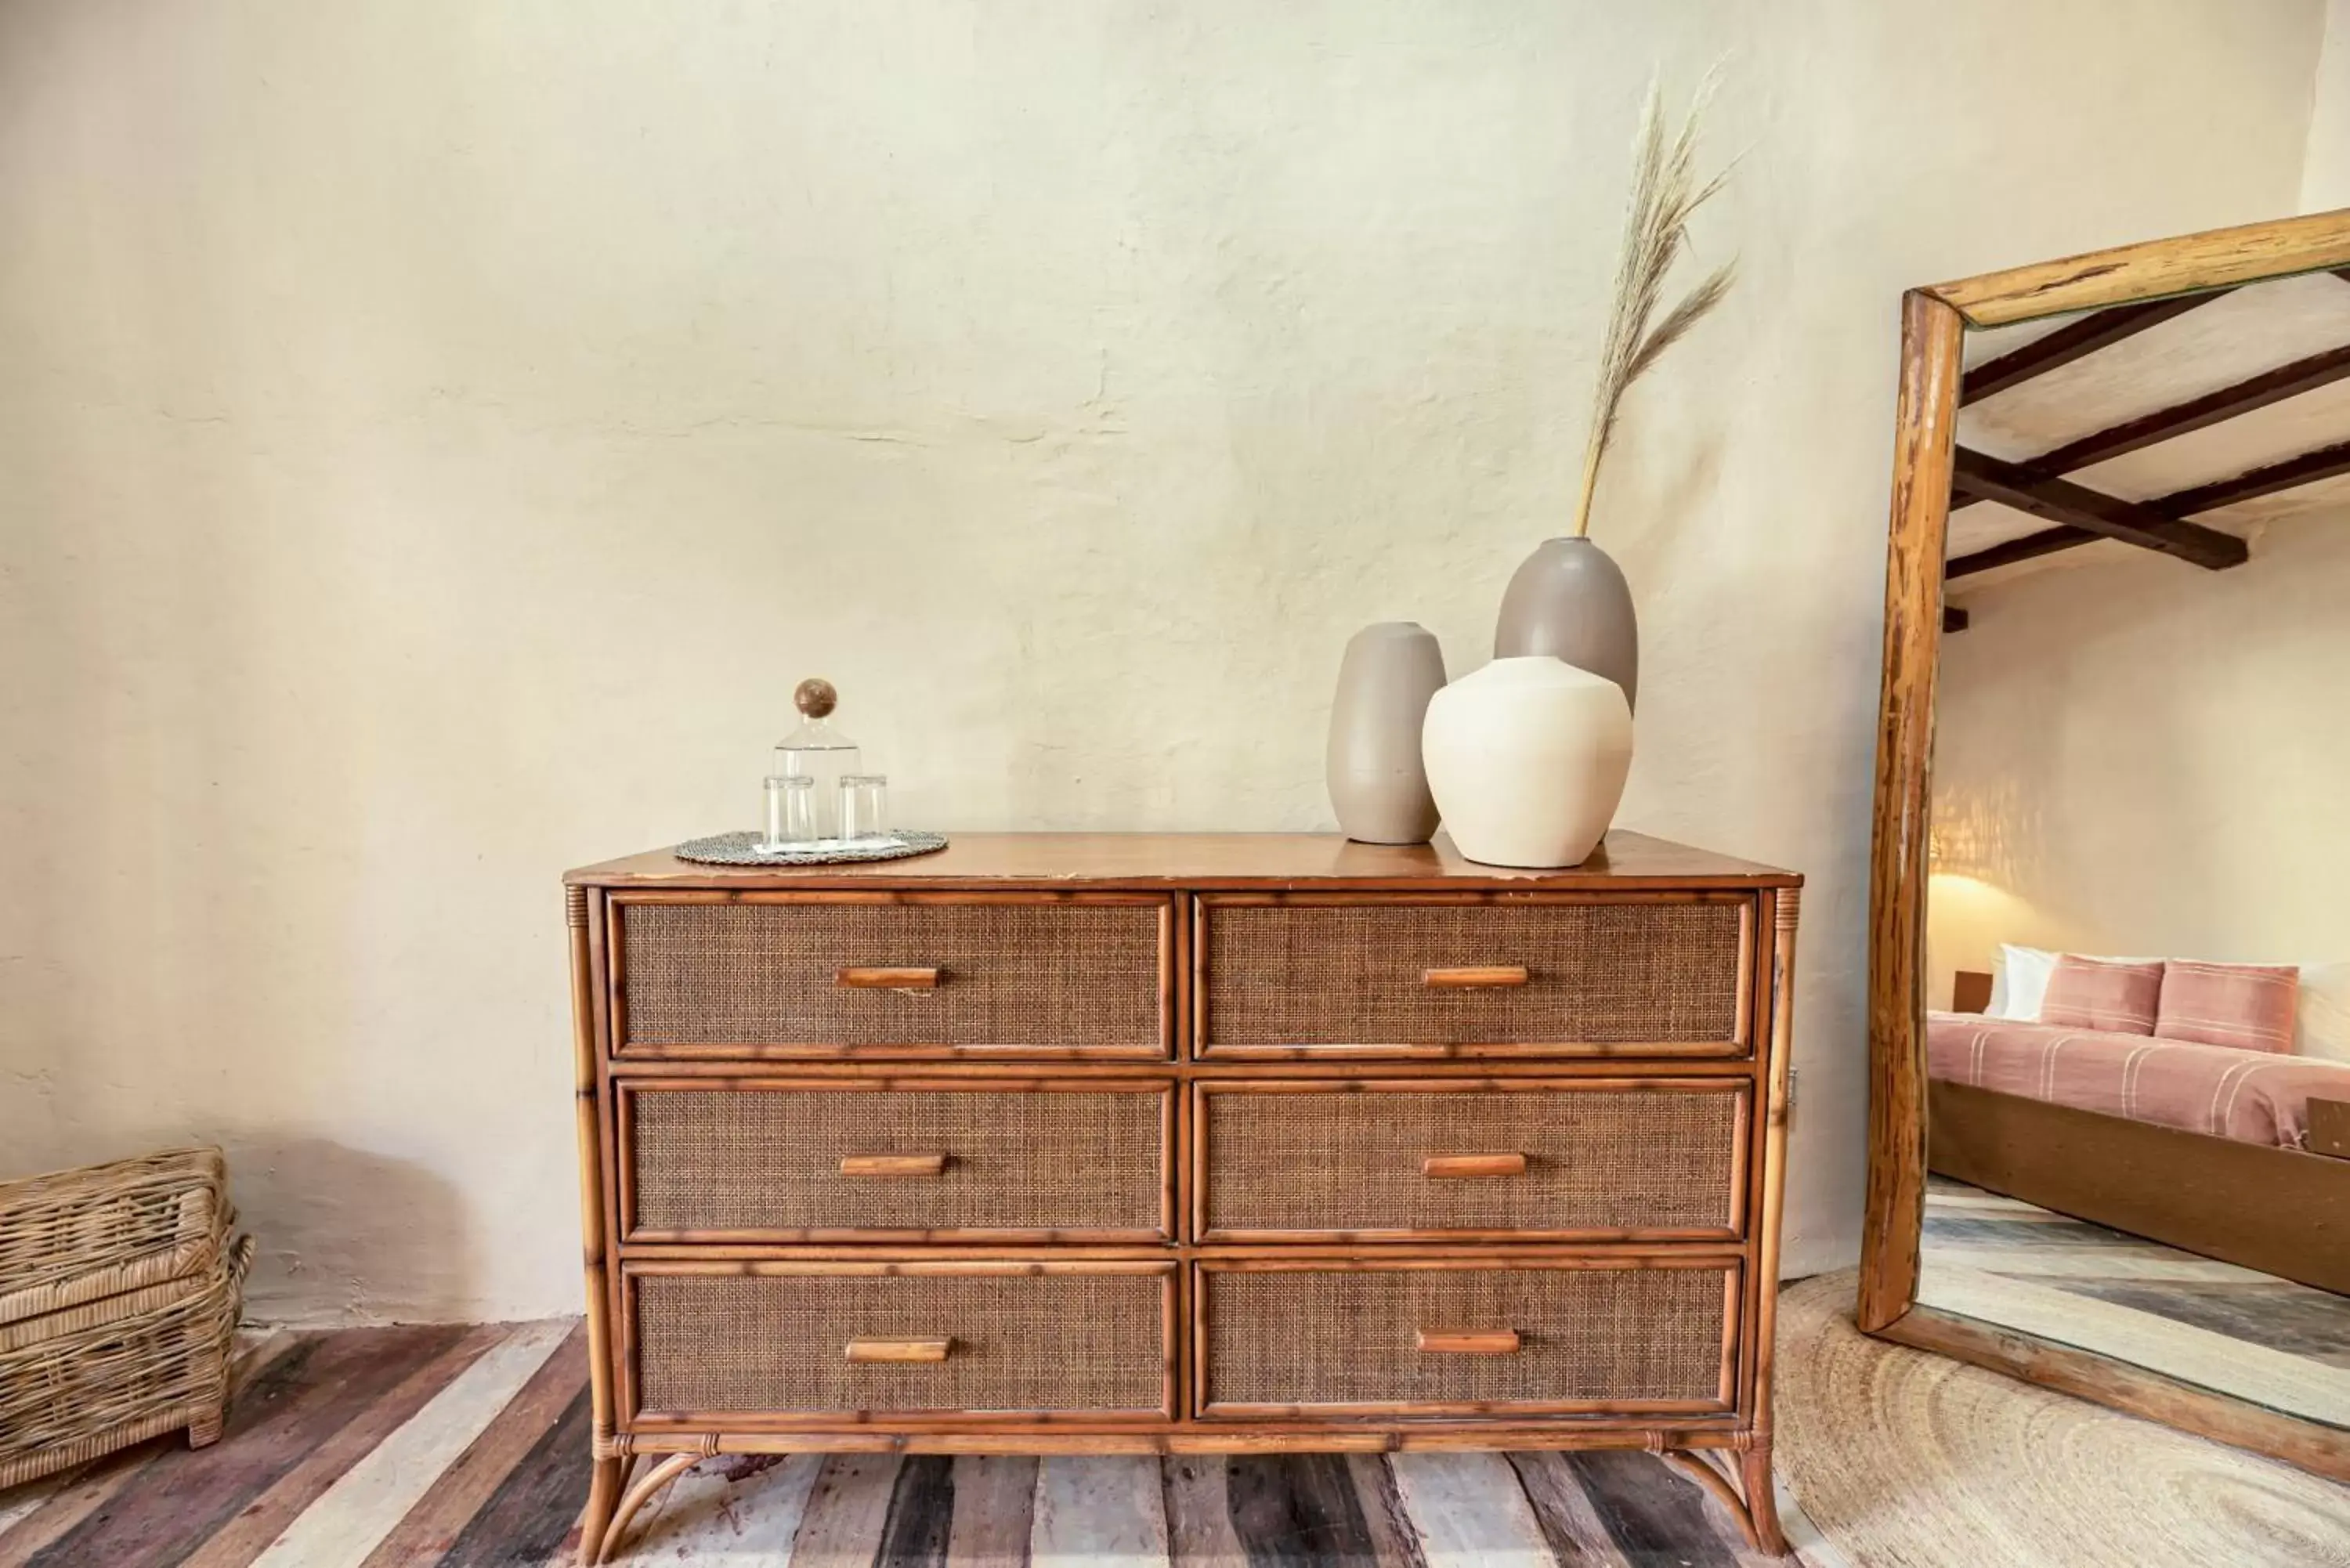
[562,833,1801,1562]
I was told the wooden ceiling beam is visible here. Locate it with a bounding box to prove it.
[1941,605,1970,633]
[1948,437,2350,579]
[2157,438,2350,515]
[1946,523,2098,580]
[1950,340,2350,515]
[1958,294,2221,406]
[1947,447,2247,571]
[2028,342,2350,473]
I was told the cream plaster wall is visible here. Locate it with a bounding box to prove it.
[0,0,2329,1323]
[1929,511,2350,1012]
[2308,0,2350,211]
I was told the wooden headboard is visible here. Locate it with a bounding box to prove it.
[1951,970,1993,1013]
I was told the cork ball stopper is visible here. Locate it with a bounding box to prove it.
[794,677,838,719]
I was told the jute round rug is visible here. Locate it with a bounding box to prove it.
[1775,1272,2350,1567]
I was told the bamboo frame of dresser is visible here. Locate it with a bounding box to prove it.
[569,878,1798,1557]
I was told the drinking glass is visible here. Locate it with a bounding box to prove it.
[838,774,889,842]
[760,775,817,851]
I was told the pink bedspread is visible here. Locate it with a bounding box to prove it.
[1926,1011,2350,1150]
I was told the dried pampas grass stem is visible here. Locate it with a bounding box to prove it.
[1571,74,1736,539]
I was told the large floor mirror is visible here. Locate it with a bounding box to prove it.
[1860,209,2350,1479]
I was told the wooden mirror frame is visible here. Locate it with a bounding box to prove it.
[1858,208,2350,1478]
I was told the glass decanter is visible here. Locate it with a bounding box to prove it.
[773,678,861,842]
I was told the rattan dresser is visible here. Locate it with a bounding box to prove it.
[562,832,1801,1562]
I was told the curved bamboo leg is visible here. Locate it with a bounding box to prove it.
[1660,1451,1761,1549]
[578,1455,626,1567]
[1741,1443,1791,1558]
[595,1451,703,1564]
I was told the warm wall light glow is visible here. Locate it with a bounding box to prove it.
[1931,772,2041,887]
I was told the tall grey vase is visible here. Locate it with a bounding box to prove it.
[1493,537,1639,711]
[1326,622,1446,844]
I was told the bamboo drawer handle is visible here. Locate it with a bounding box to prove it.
[838,1154,948,1178]
[1421,1153,1528,1180]
[836,966,942,989]
[844,1337,951,1364]
[1415,1329,1520,1355]
[1421,965,1529,988]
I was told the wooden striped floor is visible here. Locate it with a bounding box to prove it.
[0,1319,1842,1566]
[1919,1175,2350,1427]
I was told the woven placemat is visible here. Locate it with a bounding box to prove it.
[674,829,949,866]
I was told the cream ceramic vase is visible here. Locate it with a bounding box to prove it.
[1421,656,1633,869]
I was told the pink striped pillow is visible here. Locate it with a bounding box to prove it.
[2037,955,2163,1034]
[2154,961,2301,1053]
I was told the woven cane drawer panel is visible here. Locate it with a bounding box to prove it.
[1198,1260,1737,1416]
[1198,898,1749,1057]
[621,1082,1171,1241]
[1198,1081,1744,1241]
[614,896,1169,1058]
[627,1265,1173,1421]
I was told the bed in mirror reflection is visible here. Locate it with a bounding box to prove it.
[1855,211,2350,1478]
[1915,260,2350,1440]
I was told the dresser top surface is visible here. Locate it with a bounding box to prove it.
[565,830,1798,891]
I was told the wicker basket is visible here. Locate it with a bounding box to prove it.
[0,1147,254,1489]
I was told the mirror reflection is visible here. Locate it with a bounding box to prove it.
[1921,267,2350,1429]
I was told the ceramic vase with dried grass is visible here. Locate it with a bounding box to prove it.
[1493,73,1737,717]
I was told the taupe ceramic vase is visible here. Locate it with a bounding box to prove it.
[1326,622,1447,844]
[1494,537,1639,710]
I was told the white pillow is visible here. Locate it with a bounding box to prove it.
[1990,945,2056,1021]
[2296,962,2350,1063]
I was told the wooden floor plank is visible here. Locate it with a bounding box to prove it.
[624,1452,825,1564]
[2066,1279,2350,1360]
[1223,1454,1386,1566]
[183,1321,512,1568]
[19,1324,468,1568]
[1503,1453,1631,1567]
[1158,1458,1246,1568]
[432,1382,593,1568]
[877,1454,956,1566]
[0,1470,89,1545]
[0,1447,170,1568]
[945,1455,1037,1567]
[1930,1246,2274,1284]
[1917,1263,2350,1425]
[790,1454,906,1568]
[353,1323,589,1568]
[1341,1456,1429,1568]
[237,1319,573,1568]
[1771,1479,1852,1568]
[1561,1452,1742,1567]
[1386,1452,1555,1568]
[1030,1457,1168,1568]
